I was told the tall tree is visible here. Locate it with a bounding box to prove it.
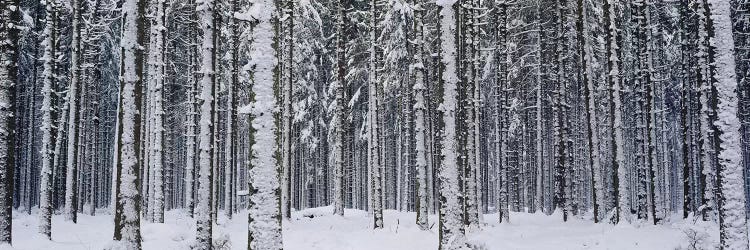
[462,0,481,226]
[577,0,602,223]
[368,0,384,229]
[534,0,544,212]
[494,0,510,224]
[641,0,659,225]
[332,0,346,217]
[696,0,717,222]
[0,0,18,243]
[604,0,627,224]
[413,0,429,230]
[707,0,750,248]
[280,0,294,220]
[185,0,199,215]
[224,0,240,219]
[679,0,694,220]
[38,0,58,238]
[147,0,167,223]
[437,0,469,247]
[112,0,147,247]
[65,0,85,223]
[194,0,217,246]
[553,0,571,222]
[244,0,284,247]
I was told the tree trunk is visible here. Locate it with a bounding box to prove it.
[245,0,284,247]
[706,0,750,248]
[437,0,469,247]
[65,0,85,223]
[194,0,217,246]
[113,0,146,246]
[38,0,58,238]
[0,0,19,243]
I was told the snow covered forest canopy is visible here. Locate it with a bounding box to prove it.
[0,0,749,249]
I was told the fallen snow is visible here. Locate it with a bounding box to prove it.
[2,207,720,249]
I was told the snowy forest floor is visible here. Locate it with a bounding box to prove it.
[2,206,721,250]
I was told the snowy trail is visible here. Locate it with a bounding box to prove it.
[2,207,710,249]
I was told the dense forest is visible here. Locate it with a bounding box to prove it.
[0,0,749,249]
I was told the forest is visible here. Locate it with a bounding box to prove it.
[0,0,749,249]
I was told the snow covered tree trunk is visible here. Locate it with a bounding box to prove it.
[369,0,384,228]
[413,0,429,231]
[535,2,544,211]
[332,0,345,217]
[38,0,58,238]
[186,82,197,216]
[110,87,118,214]
[630,0,647,221]
[494,0,509,224]
[147,0,167,223]
[437,0,468,247]
[143,89,152,220]
[225,0,239,217]
[463,0,481,226]
[553,0,570,222]
[0,0,18,243]
[79,0,105,216]
[695,0,718,222]
[112,0,146,246]
[643,1,661,225]
[194,0,217,246]
[576,0,602,223]
[88,81,100,217]
[630,0,659,224]
[22,44,38,216]
[65,0,85,223]
[678,0,693,220]
[210,56,219,223]
[604,0,627,224]
[280,0,294,220]
[706,0,750,248]
[185,7,199,215]
[244,0,283,247]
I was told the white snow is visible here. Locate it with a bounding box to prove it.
[2,208,722,250]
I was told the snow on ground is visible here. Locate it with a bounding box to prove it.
[1,207,717,250]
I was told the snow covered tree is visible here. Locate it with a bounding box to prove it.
[194,0,217,246]
[332,0,345,217]
[65,0,85,223]
[368,0,384,228]
[494,0,510,224]
[678,0,695,220]
[241,0,284,246]
[147,0,167,223]
[603,0,627,224]
[112,0,147,247]
[629,0,660,224]
[279,0,294,221]
[553,0,572,222]
[534,0,544,212]
[437,0,469,247]
[460,0,481,226]
[706,0,750,248]
[185,0,199,215]
[224,0,240,218]
[38,0,58,238]
[413,0,429,230]
[576,0,602,223]
[0,0,19,243]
